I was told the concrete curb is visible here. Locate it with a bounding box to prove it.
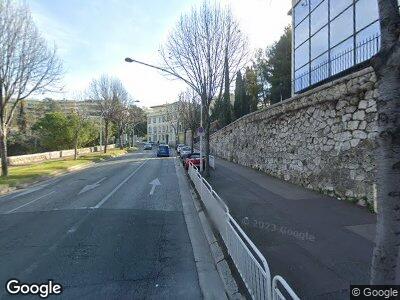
[184,164,245,299]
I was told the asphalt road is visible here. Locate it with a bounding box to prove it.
[0,149,203,299]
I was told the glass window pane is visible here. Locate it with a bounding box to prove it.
[330,0,352,19]
[294,0,309,26]
[311,0,324,11]
[311,26,328,59]
[356,22,381,63]
[330,7,354,47]
[356,0,379,31]
[295,40,310,70]
[294,64,310,92]
[330,37,354,75]
[295,17,309,48]
[311,53,329,84]
[311,0,328,34]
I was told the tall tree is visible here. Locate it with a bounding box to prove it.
[244,66,261,112]
[234,71,247,119]
[0,0,62,176]
[222,54,232,126]
[158,2,249,176]
[370,0,400,285]
[178,89,201,151]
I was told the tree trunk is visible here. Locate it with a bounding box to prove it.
[74,136,78,160]
[119,126,124,150]
[0,129,8,177]
[104,120,109,153]
[370,0,400,285]
[190,129,194,153]
[204,101,211,178]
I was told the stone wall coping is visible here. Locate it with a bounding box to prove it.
[212,67,375,136]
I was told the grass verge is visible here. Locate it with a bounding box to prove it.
[0,149,127,188]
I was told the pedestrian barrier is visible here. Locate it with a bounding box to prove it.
[188,162,300,300]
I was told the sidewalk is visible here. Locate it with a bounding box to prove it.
[208,158,376,299]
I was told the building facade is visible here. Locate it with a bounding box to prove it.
[291,0,400,94]
[146,102,184,146]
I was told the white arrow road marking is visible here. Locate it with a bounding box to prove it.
[149,178,161,195]
[92,160,148,209]
[78,177,107,195]
[7,191,55,214]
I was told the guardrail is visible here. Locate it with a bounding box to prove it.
[188,162,300,300]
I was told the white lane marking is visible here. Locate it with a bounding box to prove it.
[149,178,161,195]
[78,177,107,195]
[6,191,56,214]
[92,160,148,209]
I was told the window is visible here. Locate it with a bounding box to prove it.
[295,41,309,70]
[356,22,380,63]
[295,17,309,48]
[330,7,353,47]
[292,0,383,93]
[294,0,309,26]
[356,0,379,32]
[330,0,352,20]
[311,26,328,60]
[311,0,328,35]
[330,37,354,75]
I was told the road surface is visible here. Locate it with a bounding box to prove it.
[0,149,214,299]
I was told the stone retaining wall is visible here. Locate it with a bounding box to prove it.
[210,67,378,208]
[6,144,116,166]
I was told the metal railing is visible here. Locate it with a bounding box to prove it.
[294,34,381,93]
[188,162,300,300]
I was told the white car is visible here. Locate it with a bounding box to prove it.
[176,144,186,154]
[180,146,192,159]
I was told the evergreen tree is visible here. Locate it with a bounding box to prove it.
[244,67,260,112]
[222,55,232,125]
[234,71,245,119]
[17,100,28,133]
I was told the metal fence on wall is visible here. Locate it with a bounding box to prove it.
[294,34,381,93]
[188,163,300,300]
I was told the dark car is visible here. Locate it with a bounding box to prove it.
[157,144,170,157]
[144,143,152,150]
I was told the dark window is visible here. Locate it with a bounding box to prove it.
[311,0,328,34]
[330,0,352,20]
[311,26,328,60]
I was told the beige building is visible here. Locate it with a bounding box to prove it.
[146,102,184,146]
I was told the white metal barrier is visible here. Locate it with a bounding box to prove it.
[188,162,300,300]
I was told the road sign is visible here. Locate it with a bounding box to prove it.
[197,127,205,137]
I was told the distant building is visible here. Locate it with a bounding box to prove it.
[146,102,184,146]
[290,0,399,95]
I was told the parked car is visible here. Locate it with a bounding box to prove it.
[157,144,170,157]
[144,143,152,150]
[179,146,192,159]
[184,152,206,170]
[176,144,185,153]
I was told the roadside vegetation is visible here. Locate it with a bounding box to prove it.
[0,149,127,188]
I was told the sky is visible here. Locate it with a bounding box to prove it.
[28,0,291,108]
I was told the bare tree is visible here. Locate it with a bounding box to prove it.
[370,0,400,284]
[87,75,128,153]
[159,1,248,176]
[178,89,201,151]
[0,0,63,176]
